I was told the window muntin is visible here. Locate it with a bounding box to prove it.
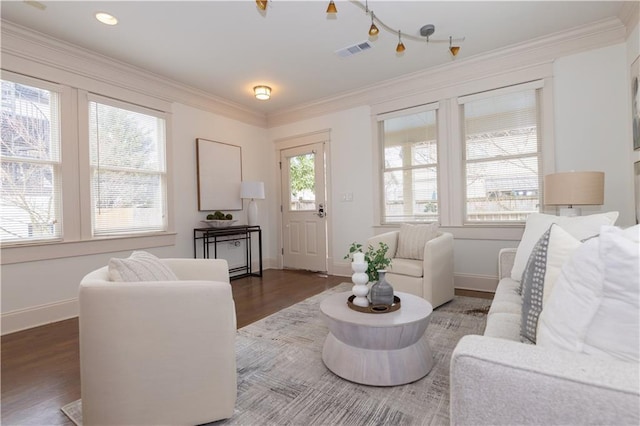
[381,108,438,223]
[1,79,62,243]
[462,88,541,223]
[88,99,167,235]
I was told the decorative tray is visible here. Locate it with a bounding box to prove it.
[347,295,401,314]
[201,219,238,228]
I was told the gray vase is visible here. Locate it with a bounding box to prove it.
[370,270,394,306]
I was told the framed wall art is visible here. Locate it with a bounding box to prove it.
[196,138,242,211]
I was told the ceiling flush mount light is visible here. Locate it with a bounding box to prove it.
[95,12,118,26]
[253,85,271,100]
[256,0,268,11]
[326,0,337,14]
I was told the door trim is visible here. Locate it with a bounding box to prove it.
[274,129,333,275]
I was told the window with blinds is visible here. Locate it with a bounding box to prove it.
[1,79,62,243]
[380,106,439,223]
[460,83,542,223]
[88,98,167,236]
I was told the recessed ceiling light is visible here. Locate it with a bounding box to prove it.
[95,12,118,26]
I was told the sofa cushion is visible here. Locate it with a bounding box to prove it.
[396,223,438,260]
[484,312,522,340]
[510,211,618,281]
[540,224,582,305]
[489,278,522,316]
[386,257,422,278]
[109,251,178,282]
[537,225,640,363]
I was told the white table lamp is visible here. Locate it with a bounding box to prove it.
[241,181,265,226]
[544,171,604,216]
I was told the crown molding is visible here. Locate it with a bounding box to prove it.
[618,1,639,35]
[0,21,268,128]
[266,17,626,128]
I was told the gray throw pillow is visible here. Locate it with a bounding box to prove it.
[519,226,552,344]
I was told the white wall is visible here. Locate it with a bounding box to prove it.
[269,105,374,271]
[268,41,633,290]
[554,43,635,226]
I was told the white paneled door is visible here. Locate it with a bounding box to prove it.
[280,142,327,272]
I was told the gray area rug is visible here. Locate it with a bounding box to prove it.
[62,283,490,425]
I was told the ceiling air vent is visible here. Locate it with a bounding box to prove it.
[335,41,373,58]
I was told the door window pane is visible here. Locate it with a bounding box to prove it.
[288,153,315,211]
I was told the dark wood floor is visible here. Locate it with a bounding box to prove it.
[0,269,345,426]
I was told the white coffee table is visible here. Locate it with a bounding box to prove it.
[320,291,434,386]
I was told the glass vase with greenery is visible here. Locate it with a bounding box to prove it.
[344,241,392,282]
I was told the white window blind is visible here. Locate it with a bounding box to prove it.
[88,97,167,236]
[380,106,439,223]
[1,78,62,243]
[461,84,541,223]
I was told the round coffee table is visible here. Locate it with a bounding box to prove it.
[320,291,434,386]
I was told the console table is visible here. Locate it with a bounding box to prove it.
[193,225,262,280]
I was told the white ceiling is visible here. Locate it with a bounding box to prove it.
[0,1,631,116]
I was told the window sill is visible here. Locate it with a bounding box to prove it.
[0,232,177,265]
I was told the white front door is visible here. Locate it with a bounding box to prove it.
[280,142,327,272]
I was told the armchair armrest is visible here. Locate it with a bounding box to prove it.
[367,231,399,259]
[423,232,454,306]
[450,335,640,426]
[498,248,517,281]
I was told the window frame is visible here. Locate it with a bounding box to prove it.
[1,71,175,264]
[1,71,69,248]
[459,81,544,225]
[377,102,440,224]
[372,70,555,240]
[86,93,169,237]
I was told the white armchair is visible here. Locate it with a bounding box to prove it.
[79,258,237,426]
[367,231,455,308]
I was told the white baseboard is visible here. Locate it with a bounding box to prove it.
[2,298,78,336]
[454,273,498,293]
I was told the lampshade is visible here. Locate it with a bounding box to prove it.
[240,181,265,200]
[253,86,271,100]
[544,171,604,206]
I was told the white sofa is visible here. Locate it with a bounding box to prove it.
[450,248,640,426]
[367,230,454,308]
[79,258,237,426]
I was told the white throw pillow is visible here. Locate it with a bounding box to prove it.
[541,224,582,305]
[582,225,639,361]
[537,225,640,363]
[109,251,178,282]
[510,211,618,281]
[396,223,439,260]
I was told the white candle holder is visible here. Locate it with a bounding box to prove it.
[351,259,370,307]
